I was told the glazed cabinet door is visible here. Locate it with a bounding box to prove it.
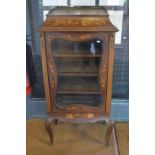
[45,33,108,113]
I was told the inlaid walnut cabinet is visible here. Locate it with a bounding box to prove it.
[38,6,118,146]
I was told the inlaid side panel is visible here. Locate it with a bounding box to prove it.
[39,32,52,113]
[99,35,108,113]
[45,34,58,112]
[106,33,115,114]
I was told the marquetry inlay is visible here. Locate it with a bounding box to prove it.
[65,113,95,119]
[45,18,109,27]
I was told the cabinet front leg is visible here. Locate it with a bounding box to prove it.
[45,120,53,144]
[106,123,113,146]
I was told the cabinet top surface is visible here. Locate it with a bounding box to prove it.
[48,6,108,16]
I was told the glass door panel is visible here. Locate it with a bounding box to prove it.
[56,94,101,107]
[50,37,104,108]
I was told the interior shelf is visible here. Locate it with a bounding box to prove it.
[58,72,98,77]
[55,57,100,74]
[56,91,100,94]
[57,76,100,94]
[53,53,101,58]
[51,39,103,55]
[56,94,101,107]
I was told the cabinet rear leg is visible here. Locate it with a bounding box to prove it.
[106,123,113,146]
[45,120,53,144]
[55,119,58,125]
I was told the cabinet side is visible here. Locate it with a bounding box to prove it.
[39,32,52,113]
[106,33,115,115]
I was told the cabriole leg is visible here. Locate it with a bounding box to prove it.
[106,122,113,146]
[45,120,53,144]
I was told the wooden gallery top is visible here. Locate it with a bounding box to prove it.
[38,6,118,32]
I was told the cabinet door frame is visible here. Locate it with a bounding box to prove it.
[45,32,110,114]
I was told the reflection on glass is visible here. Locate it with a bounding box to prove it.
[108,10,123,44]
[51,39,103,54]
[71,0,95,6]
[43,0,67,6]
[99,0,126,6]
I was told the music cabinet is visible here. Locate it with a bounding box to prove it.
[38,6,118,146]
